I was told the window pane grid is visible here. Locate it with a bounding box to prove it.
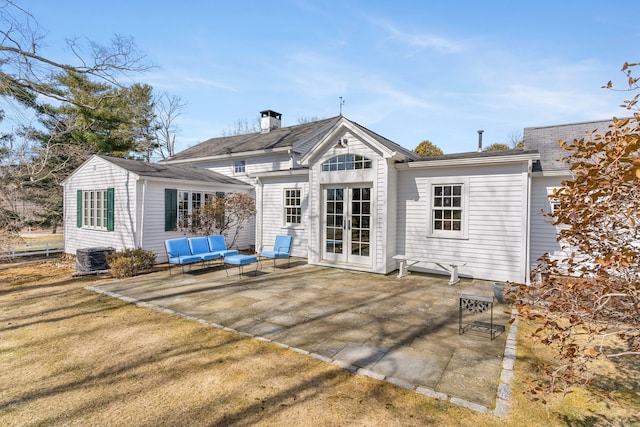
[82,190,108,230]
[322,154,372,172]
[234,160,246,173]
[284,189,302,224]
[432,184,463,233]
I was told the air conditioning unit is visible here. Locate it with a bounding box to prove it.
[76,247,114,272]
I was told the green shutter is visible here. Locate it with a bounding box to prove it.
[106,188,115,231]
[165,188,177,231]
[77,190,83,228]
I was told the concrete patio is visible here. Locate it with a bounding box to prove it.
[88,259,516,414]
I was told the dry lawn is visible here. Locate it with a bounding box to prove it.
[0,260,638,426]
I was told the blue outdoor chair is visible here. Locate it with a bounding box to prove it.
[259,235,293,269]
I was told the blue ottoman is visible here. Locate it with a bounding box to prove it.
[224,254,258,277]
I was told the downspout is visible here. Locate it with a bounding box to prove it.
[524,160,532,286]
[139,179,147,248]
[255,177,263,252]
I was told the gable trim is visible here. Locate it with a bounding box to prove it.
[301,118,398,165]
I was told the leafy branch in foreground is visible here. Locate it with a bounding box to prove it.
[517,63,640,402]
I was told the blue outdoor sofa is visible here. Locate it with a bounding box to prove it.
[164,235,238,274]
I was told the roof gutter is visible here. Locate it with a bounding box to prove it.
[133,175,251,190]
[163,146,294,165]
[397,153,540,170]
[531,170,572,178]
[250,168,309,179]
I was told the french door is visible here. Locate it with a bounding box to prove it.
[323,185,372,266]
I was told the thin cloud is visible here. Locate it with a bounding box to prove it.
[377,21,463,53]
[183,77,237,92]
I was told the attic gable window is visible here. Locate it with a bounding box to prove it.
[234,160,246,174]
[321,154,372,172]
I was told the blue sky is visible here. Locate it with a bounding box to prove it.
[17,0,640,154]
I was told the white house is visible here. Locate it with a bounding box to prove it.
[62,155,252,261]
[63,109,614,284]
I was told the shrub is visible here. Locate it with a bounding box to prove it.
[108,248,156,278]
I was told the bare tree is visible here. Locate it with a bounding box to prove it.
[221,118,260,136]
[0,1,151,234]
[508,130,524,148]
[1,1,150,111]
[297,116,320,124]
[153,92,185,160]
[190,192,256,248]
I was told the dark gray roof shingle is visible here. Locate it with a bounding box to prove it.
[167,116,341,161]
[349,120,420,160]
[98,155,248,186]
[523,119,614,172]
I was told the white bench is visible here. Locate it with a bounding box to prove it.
[392,255,466,285]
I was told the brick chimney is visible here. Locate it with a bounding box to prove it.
[260,110,282,133]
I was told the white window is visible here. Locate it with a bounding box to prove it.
[234,160,246,174]
[321,154,372,171]
[433,184,463,231]
[548,187,562,214]
[178,190,217,229]
[83,189,108,230]
[284,188,302,225]
[427,179,469,239]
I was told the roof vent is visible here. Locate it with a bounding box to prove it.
[260,110,282,133]
[477,130,484,152]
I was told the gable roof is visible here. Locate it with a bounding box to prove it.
[300,116,420,165]
[524,118,614,173]
[166,116,341,163]
[96,155,248,186]
[349,120,420,160]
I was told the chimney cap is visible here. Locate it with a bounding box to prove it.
[260,110,282,119]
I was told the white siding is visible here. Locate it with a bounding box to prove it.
[141,182,255,263]
[258,176,309,258]
[530,175,565,265]
[199,153,292,185]
[397,163,529,283]
[63,157,138,256]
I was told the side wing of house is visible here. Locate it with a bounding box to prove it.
[524,119,614,268]
[255,172,309,258]
[529,175,568,264]
[62,156,138,256]
[302,122,407,274]
[396,159,534,283]
[141,180,255,263]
